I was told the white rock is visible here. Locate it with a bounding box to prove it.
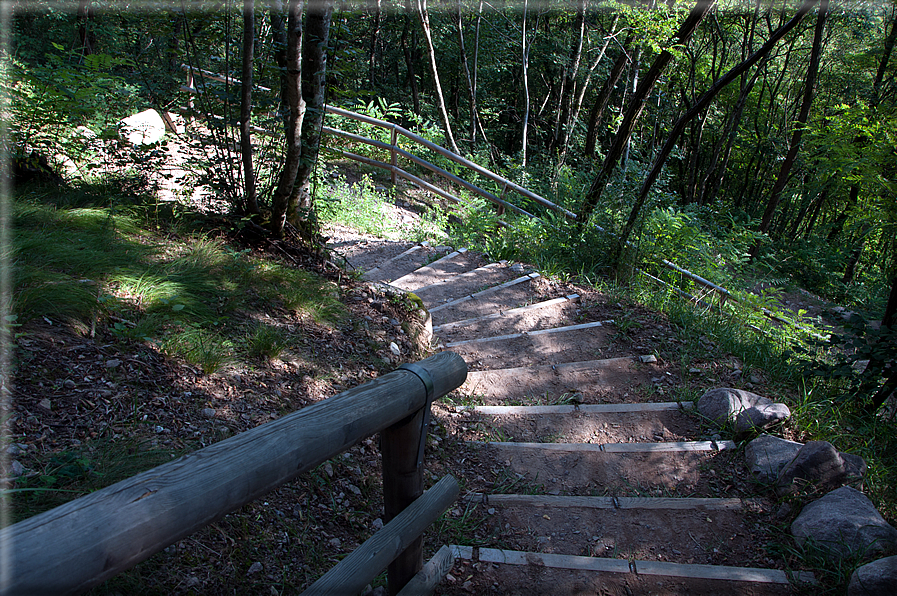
[119,109,166,145]
[390,342,401,356]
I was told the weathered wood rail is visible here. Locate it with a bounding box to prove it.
[0,352,467,596]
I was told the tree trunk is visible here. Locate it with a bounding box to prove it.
[521,0,531,166]
[369,0,382,89]
[417,0,460,154]
[269,0,305,236]
[455,1,481,144]
[576,0,715,227]
[290,0,335,219]
[550,0,586,153]
[750,0,828,259]
[76,0,96,56]
[615,0,819,248]
[584,35,633,156]
[401,12,421,116]
[240,0,259,215]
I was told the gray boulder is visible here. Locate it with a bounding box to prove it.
[792,487,897,561]
[848,556,897,596]
[776,440,867,496]
[697,388,790,433]
[745,434,803,484]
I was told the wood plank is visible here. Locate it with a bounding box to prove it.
[390,248,468,290]
[463,547,816,585]
[364,244,424,277]
[428,273,540,313]
[396,545,455,596]
[464,494,749,511]
[445,321,605,348]
[0,353,468,596]
[471,440,736,453]
[302,476,460,595]
[458,402,693,415]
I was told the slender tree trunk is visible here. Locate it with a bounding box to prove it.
[615,0,818,248]
[269,0,289,136]
[584,35,633,156]
[521,0,531,166]
[620,45,642,173]
[76,0,96,56]
[401,13,421,116]
[369,0,382,88]
[455,1,481,144]
[240,0,259,215]
[291,0,335,218]
[417,0,460,154]
[576,0,716,227]
[551,0,586,153]
[751,0,828,260]
[269,0,305,236]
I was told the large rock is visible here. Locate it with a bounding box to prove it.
[119,109,166,145]
[697,388,790,433]
[745,434,803,484]
[792,487,897,561]
[849,555,897,596]
[775,440,867,496]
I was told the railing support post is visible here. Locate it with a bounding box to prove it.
[381,407,425,595]
[390,125,399,186]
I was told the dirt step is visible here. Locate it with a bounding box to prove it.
[475,440,736,494]
[390,248,481,291]
[434,295,582,343]
[460,358,668,405]
[456,403,697,444]
[447,323,628,371]
[471,496,765,566]
[415,262,519,306]
[442,546,813,596]
[362,243,451,283]
[429,272,549,325]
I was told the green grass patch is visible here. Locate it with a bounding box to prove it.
[12,186,346,372]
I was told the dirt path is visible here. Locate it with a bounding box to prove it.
[333,226,815,595]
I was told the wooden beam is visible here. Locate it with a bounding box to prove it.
[396,545,455,596]
[301,476,460,596]
[0,353,467,595]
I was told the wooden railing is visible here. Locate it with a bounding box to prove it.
[178,64,818,337]
[0,352,467,596]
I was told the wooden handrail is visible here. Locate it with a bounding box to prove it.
[0,352,467,595]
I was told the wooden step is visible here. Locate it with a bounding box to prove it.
[434,295,581,343]
[363,244,451,283]
[415,262,518,306]
[448,323,621,371]
[389,248,476,291]
[456,403,696,444]
[460,357,664,405]
[428,272,543,324]
[472,440,736,493]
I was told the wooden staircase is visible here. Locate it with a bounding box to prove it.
[338,239,815,595]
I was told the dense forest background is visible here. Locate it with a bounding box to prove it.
[6,0,896,319]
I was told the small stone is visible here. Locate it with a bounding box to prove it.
[347,484,361,495]
[63,379,76,389]
[201,408,216,419]
[247,562,263,575]
[105,359,121,369]
[639,355,657,364]
[372,518,383,530]
[389,342,401,356]
[689,368,701,374]
[776,440,866,496]
[487,508,496,515]
[324,462,334,478]
[749,373,763,384]
[38,398,52,411]
[745,434,803,484]
[184,576,201,588]
[9,460,25,478]
[329,537,341,549]
[510,263,525,273]
[390,318,401,327]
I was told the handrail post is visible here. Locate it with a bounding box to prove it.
[497,183,508,217]
[390,124,399,186]
[381,406,425,595]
